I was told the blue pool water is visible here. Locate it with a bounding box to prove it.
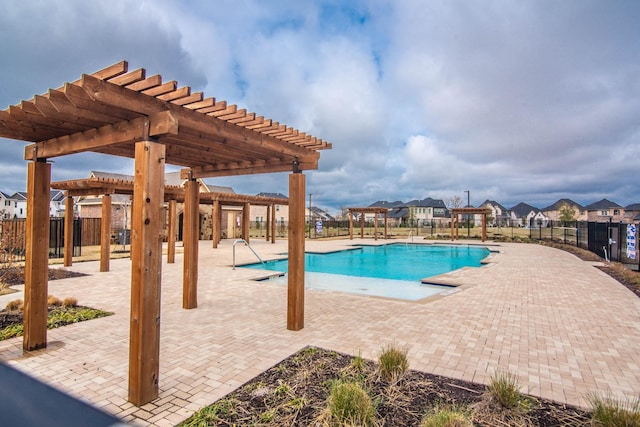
[242,244,491,300]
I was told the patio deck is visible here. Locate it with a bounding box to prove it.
[1,239,639,426]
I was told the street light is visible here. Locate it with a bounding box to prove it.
[464,190,470,237]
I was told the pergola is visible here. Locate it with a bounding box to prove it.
[450,208,491,242]
[51,177,288,269]
[347,207,389,240]
[0,61,331,405]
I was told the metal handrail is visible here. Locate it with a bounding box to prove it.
[232,239,264,269]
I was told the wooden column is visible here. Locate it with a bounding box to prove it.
[183,178,199,309]
[100,194,112,272]
[167,199,176,263]
[212,201,220,248]
[271,204,276,244]
[360,212,364,238]
[288,172,305,331]
[374,212,378,241]
[349,211,354,239]
[242,202,250,243]
[482,214,487,242]
[129,141,165,406]
[384,213,388,239]
[23,160,51,351]
[451,213,455,241]
[266,203,271,242]
[63,193,74,267]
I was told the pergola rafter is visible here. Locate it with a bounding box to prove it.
[1,61,330,406]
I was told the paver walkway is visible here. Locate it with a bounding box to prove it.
[1,239,639,425]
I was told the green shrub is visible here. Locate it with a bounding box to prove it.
[378,344,409,381]
[421,405,472,427]
[488,371,523,410]
[327,381,377,426]
[587,392,640,426]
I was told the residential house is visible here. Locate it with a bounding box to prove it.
[510,202,547,227]
[479,200,511,226]
[251,192,288,227]
[584,199,625,222]
[49,190,66,218]
[541,199,587,222]
[309,206,334,222]
[9,192,28,219]
[0,192,14,219]
[367,198,449,227]
[624,203,640,222]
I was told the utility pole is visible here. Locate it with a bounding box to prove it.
[464,190,470,237]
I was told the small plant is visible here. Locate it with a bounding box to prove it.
[587,392,640,426]
[351,350,365,371]
[274,379,292,397]
[0,323,23,340]
[421,405,472,427]
[488,370,523,410]
[378,344,409,382]
[62,297,78,308]
[180,398,239,426]
[47,295,62,307]
[326,381,377,426]
[5,298,23,311]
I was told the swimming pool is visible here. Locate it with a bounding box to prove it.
[242,243,491,300]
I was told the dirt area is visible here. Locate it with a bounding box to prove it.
[180,347,591,426]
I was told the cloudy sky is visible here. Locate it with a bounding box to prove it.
[1,0,639,212]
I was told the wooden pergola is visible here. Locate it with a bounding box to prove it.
[51,177,288,269]
[0,61,331,405]
[450,208,491,242]
[347,207,389,240]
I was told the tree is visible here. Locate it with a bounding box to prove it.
[559,203,576,222]
[448,195,463,209]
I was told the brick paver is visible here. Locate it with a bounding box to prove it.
[1,239,639,425]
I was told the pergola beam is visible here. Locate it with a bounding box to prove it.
[24,111,178,160]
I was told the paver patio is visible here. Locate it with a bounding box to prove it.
[1,239,639,426]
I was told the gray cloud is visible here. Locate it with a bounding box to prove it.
[1,0,638,211]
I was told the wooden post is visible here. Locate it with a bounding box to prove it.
[129,140,165,406]
[63,193,74,267]
[212,201,219,248]
[23,160,51,351]
[100,194,112,272]
[167,199,176,263]
[374,212,378,241]
[271,204,276,244]
[266,203,271,242]
[242,202,250,243]
[183,178,199,309]
[360,212,364,238]
[384,212,388,239]
[288,172,305,331]
[349,211,353,239]
[482,213,487,242]
[451,213,455,241]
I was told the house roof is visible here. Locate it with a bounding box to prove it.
[625,203,640,210]
[510,202,540,217]
[480,200,509,212]
[1,61,331,179]
[368,200,404,208]
[257,192,287,199]
[584,198,623,210]
[406,197,447,208]
[541,198,585,212]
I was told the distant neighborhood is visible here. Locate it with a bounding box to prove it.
[1,171,639,231]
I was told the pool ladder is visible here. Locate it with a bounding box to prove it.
[232,239,265,269]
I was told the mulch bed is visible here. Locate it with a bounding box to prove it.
[181,347,591,426]
[0,266,87,287]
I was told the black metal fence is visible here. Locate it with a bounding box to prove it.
[529,220,639,271]
[0,218,83,261]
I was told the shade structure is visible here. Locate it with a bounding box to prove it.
[1,61,331,406]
